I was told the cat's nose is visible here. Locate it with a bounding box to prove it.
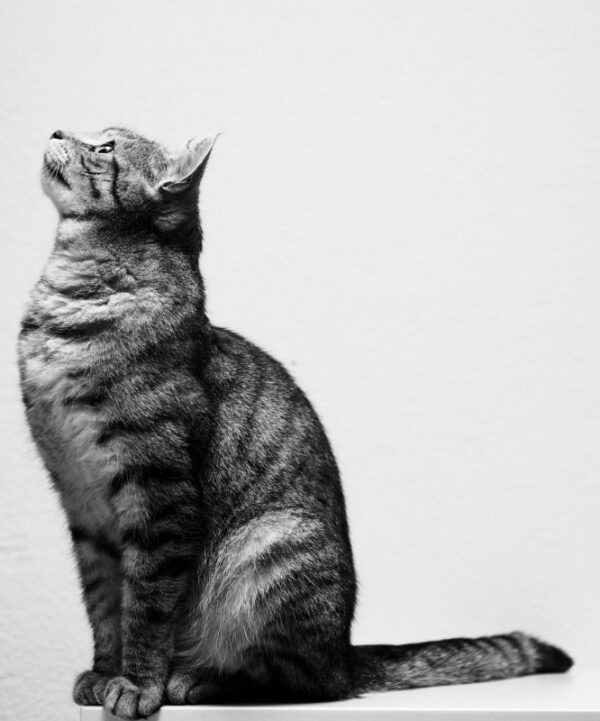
[50,130,64,140]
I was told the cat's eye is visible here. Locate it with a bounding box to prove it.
[93,142,115,154]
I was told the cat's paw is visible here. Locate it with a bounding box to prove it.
[103,676,163,720]
[166,670,221,704]
[73,670,110,706]
[166,671,196,704]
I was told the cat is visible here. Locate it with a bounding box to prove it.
[18,127,573,721]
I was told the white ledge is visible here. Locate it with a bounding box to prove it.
[81,668,599,720]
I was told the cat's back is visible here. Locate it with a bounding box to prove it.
[204,326,349,536]
[207,325,327,455]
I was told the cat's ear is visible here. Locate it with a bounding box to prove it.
[160,135,219,195]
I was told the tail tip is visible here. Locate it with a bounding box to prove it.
[536,640,574,673]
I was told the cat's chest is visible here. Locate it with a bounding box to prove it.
[19,329,121,530]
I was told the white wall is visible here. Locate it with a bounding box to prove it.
[1,1,598,720]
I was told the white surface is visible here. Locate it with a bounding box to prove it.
[80,670,599,720]
[1,2,599,721]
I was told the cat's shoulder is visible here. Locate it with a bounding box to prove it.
[207,326,303,394]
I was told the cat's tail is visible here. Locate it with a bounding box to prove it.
[350,631,573,694]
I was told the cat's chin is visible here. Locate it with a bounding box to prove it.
[40,170,72,213]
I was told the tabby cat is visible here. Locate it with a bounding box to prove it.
[18,127,572,721]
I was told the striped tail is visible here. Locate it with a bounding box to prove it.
[351,631,573,694]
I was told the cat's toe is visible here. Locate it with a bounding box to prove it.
[73,670,110,706]
[186,682,222,703]
[166,671,221,705]
[166,671,196,704]
[103,676,163,720]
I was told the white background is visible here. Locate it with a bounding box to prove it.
[0,2,598,720]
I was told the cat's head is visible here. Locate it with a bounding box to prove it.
[41,127,217,229]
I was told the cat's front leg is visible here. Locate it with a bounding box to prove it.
[104,467,200,721]
[70,525,122,705]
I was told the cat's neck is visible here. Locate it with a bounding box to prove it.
[26,215,210,350]
[42,215,207,316]
[53,215,201,278]
[55,213,203,256]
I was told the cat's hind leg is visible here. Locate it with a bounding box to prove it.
[167,666,269,704]
[167,637,352,705]
[170,511,355,703]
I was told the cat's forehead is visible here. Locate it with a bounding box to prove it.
[73,126,154,146]
[102,126,156,145]
[102,127,166,157]
[76,127,170,176]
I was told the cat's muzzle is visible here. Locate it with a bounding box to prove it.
[46,138,71,167]
[44,139,71,187]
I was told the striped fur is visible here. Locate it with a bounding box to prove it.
[18,128,572,720]
[174,510,322,673]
